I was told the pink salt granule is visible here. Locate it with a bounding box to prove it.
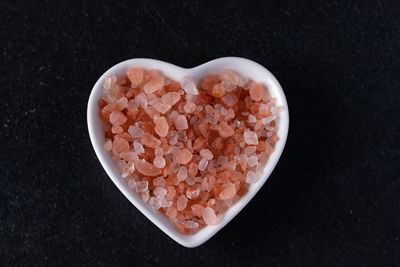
[99,67,282,235]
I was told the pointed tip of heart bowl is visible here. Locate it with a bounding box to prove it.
[87,57,289,248]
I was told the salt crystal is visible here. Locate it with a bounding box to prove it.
[244,131,259,145]
[136,93,148,108]
[168,132,178,145]
[153,176,166,187]
[154,187,167,197]
[217,156,229,166]
[185,177,196,186]
[196,105,203,112]
[245,146,257,156]
[202,207,217,225]
[174,115,188,130]
[127,179,136,190]
[155,116,169,137]
[153,156,166,168]
[136,181,148,192]
[198,158,209,171]
[144,76,164,94]
[170,161,180,173]
[221,94,236,107]
[183,101,196,113]
[154,102,171,114]
[134,141,144,154]
[177,166,188,181]
[207,159,216,173]
[246,171,258,184]
[248,114,257,123]
[177,131,187,142]
[162,92,181,105]
[177,195,188,211]
[149,197,162,209]
[184,220,199,229]
[218,122,234,137]
[121,162,135,177]
[176,148,193,164]
[249,81,263,101]
[247,155,258,167]
[128,126,144,138]
[200,149,213,160]
[180,76,199,95]
[219,183,236,200]
[104,139,112,151]
[142,190,149,202]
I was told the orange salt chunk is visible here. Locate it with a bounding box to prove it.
[167,185,176,198]
[256,141,266,152]
[188,162,199,178]
[239,154,248,171]
[197,92,215,105]
[134,159,162,176]
[101,104,115,123]
[166,206,177,218]
[153,102,171,114]
[174,115,188,130]
[114,96,128,110]
[219,183,236,200]
[211,183,221,198]
[109,111,127,125]
[183,101,196,113]
[119,151,138,162]
[178,182,185,194]
[112,137,130,155]
[191,204,205,217]
[144,75,164,94]
[254,120,263,130]
[200,75,220,90]
[211,83,225,97]
[198,123,210,138]
[103,139,112,151]
[161,92,181,105]
[127,67,143,88]
[155,116,169,137]
[115,132,134,142]
[141,133,161,148]
[193,137,206,151]
[176,148,193,164]
[202,207,217,225]
[217,170,232,184]
[218,122,234,137]
[249,81,263,101]
[200,148,213,160]
[271,135,280,143]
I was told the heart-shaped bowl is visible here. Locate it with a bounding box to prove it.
[87,57,289,247]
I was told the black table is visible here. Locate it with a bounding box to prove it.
[1,1,399,266]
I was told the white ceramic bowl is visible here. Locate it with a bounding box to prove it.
[87,57,289,248]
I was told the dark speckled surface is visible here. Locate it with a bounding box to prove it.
[1,0,400,266]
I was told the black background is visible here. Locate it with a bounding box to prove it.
[1,0,399,266]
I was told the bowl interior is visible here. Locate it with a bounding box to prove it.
[87,57,289,247]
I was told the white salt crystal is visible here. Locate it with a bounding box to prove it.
[177,166,188,181]
[154,187,167,197]
[180,76,199,95]
[247,155,258,167]
[246,171,258,184]
[134,141,144,154]
[149,197,162,209]
[184,220,199,229]
[198,158,208,171]
[128,126,144,138]
[136,181,148,192]
[127,179,136,190]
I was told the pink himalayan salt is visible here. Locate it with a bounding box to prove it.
[219,183,236,200]
[149,197,162,209]
[218,122,234,137]
[104,139,112,151]
[128,125,144,138]
[246,170,257,184]
[186,187,200,199]
[127,67,143,87]
[109,111,127,125]
[154,187,167,197]
[112,138,130,154]
[144,75,164,94]
[244,131,259,145]
[174,115,188,130]
[184,220,199,229]
[153,176,166,187]
[155,116,169,137]
[248,81,264,101]
[188,162,198,177]
[198,158,208,171]
[239,154,248,171]
[180,76,198,95]
[153,156,166,168]
[177,195,188,211]
[162,92,181,105]
[121,162,135,178]
[183,102,196,113]
[177,166,188,181]
[200,149,213,160]
[142,190,149,202]
[112,125,123,134]
[153,102,171,114]
[136,181,148,192]
[202,207,217,225]
[166,206,177,218]
[133,141,144,154]
[141,133,161,148]
[221,94,237,107]
[191,204,205,217]
[134,159,162,176]
[176,148,192,164]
